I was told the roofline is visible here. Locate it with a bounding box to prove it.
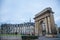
[34,7,54,19]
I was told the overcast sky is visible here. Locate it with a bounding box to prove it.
[0,0,60,27]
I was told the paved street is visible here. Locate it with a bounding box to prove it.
[35,34,60,40]
[37,36,60,40]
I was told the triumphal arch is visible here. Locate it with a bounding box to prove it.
[34,7,57,36]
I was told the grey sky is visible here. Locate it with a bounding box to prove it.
[0,0,60,27]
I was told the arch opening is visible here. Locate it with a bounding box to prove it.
[40,21,46,36]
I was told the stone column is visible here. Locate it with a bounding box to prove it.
[50,13,56,34]
[47,17,51,34]
[39,20,42,36]
[44,17,49,34]
[35,21,39,36]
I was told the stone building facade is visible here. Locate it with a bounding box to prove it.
[34,7,57,36]
[1,22,35,35]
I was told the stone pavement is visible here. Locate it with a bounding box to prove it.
[37,36,60,40]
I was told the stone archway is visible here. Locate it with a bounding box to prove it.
[34,7,57,36]
[40,20,46,36]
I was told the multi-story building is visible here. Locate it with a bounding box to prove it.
[1,22,35,35]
